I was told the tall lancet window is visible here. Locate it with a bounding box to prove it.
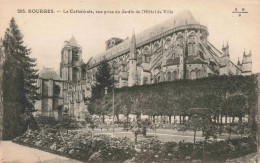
[167,72,171,81]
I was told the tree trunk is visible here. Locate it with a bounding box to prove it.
[174,115,176,123]
[169,115,171,124]
[239,116,242,123]
[225,115,228,124]
[179,115,182,124]
[153,115,155,123]
[102,114,105,123]
[220,114,223,124]
[232,116,235,123]
[193,129,196,149]
[135,133,137,145]
[116,114,119,123]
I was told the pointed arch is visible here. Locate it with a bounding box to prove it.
[190,70,196,79]
[167,71,171,81]
[164,37,172,49]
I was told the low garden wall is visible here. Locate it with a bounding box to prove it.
[13,130,257,162]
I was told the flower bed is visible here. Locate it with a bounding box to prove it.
[13,130,135,162]
[13,130,256,162]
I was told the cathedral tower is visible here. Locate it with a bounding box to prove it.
[128,31,137,87]
[60,36,82,82]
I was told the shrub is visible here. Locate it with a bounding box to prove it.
[13,130,257,162]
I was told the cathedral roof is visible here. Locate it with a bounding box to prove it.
[164,57,180,67]
[164,56,207,67]
[69,36,80,47]
[39,68,61,80]
[154,62,162,69]
[186,56,208,64]
[89,10,202,67]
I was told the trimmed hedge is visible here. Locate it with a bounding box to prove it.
[91,75,258,118]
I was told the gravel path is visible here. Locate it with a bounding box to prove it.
[0,141,81,163]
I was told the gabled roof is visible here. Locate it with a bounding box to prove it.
[186,56,208,64]
[164,57,180,67]
[89,10,202,67]
[163,55,207,67]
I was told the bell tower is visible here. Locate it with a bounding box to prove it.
[60,36,82,82]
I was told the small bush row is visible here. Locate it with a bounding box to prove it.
[13,130,256,162]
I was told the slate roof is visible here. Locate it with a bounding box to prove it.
[186,56,208,64]
[154,62,162,69]
[164,57,180,67]
[39,68,61,80]
[163,56,207,67]
[89,10,201,67]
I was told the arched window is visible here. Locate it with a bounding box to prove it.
[43,81,48,96]
[172,71,178,80]
[53,84,60,97]
[185,70,190,79]
[153,43,160,52]
[190,70,196,79]
[165,38,172,49]
[192,43,196,54]
[158,76,161,82]
[167,72,171,81]
[81,68,86,80]
[73,67,79,82]
[121,64,126,72]
[188,43,193,55]
[200,34,207,45]
[196,70,202,78]
[144,55,150,63]
[143,77,148,84]
[188,43,196,56]
[154,77,158,84]
[176,45,180,57]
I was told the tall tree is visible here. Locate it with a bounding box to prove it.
[89,60,113,114]
[91,60,113,100]
[2,17,39,140]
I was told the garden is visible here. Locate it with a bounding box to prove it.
[13,75,259,162]
[13,127,256,162]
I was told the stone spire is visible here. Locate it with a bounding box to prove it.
[128,29,137,87]
[130,30,137,60]
[226,41,229,56]
[237,57,241,65]
[69,35,80,47]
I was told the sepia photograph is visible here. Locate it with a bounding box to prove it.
[0,0,260,162]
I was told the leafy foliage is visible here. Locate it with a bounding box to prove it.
[2,17,39,140]
[90,60,113,100]
[96,75,256,116]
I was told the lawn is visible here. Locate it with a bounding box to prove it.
[73,127,242,143]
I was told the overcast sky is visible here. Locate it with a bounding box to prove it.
[0,0,259,73]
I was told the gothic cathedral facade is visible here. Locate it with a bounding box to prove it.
[35,10,252,120]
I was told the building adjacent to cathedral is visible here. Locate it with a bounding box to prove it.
[35,11,252,119]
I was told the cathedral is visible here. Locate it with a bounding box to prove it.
[35,10,252,120]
